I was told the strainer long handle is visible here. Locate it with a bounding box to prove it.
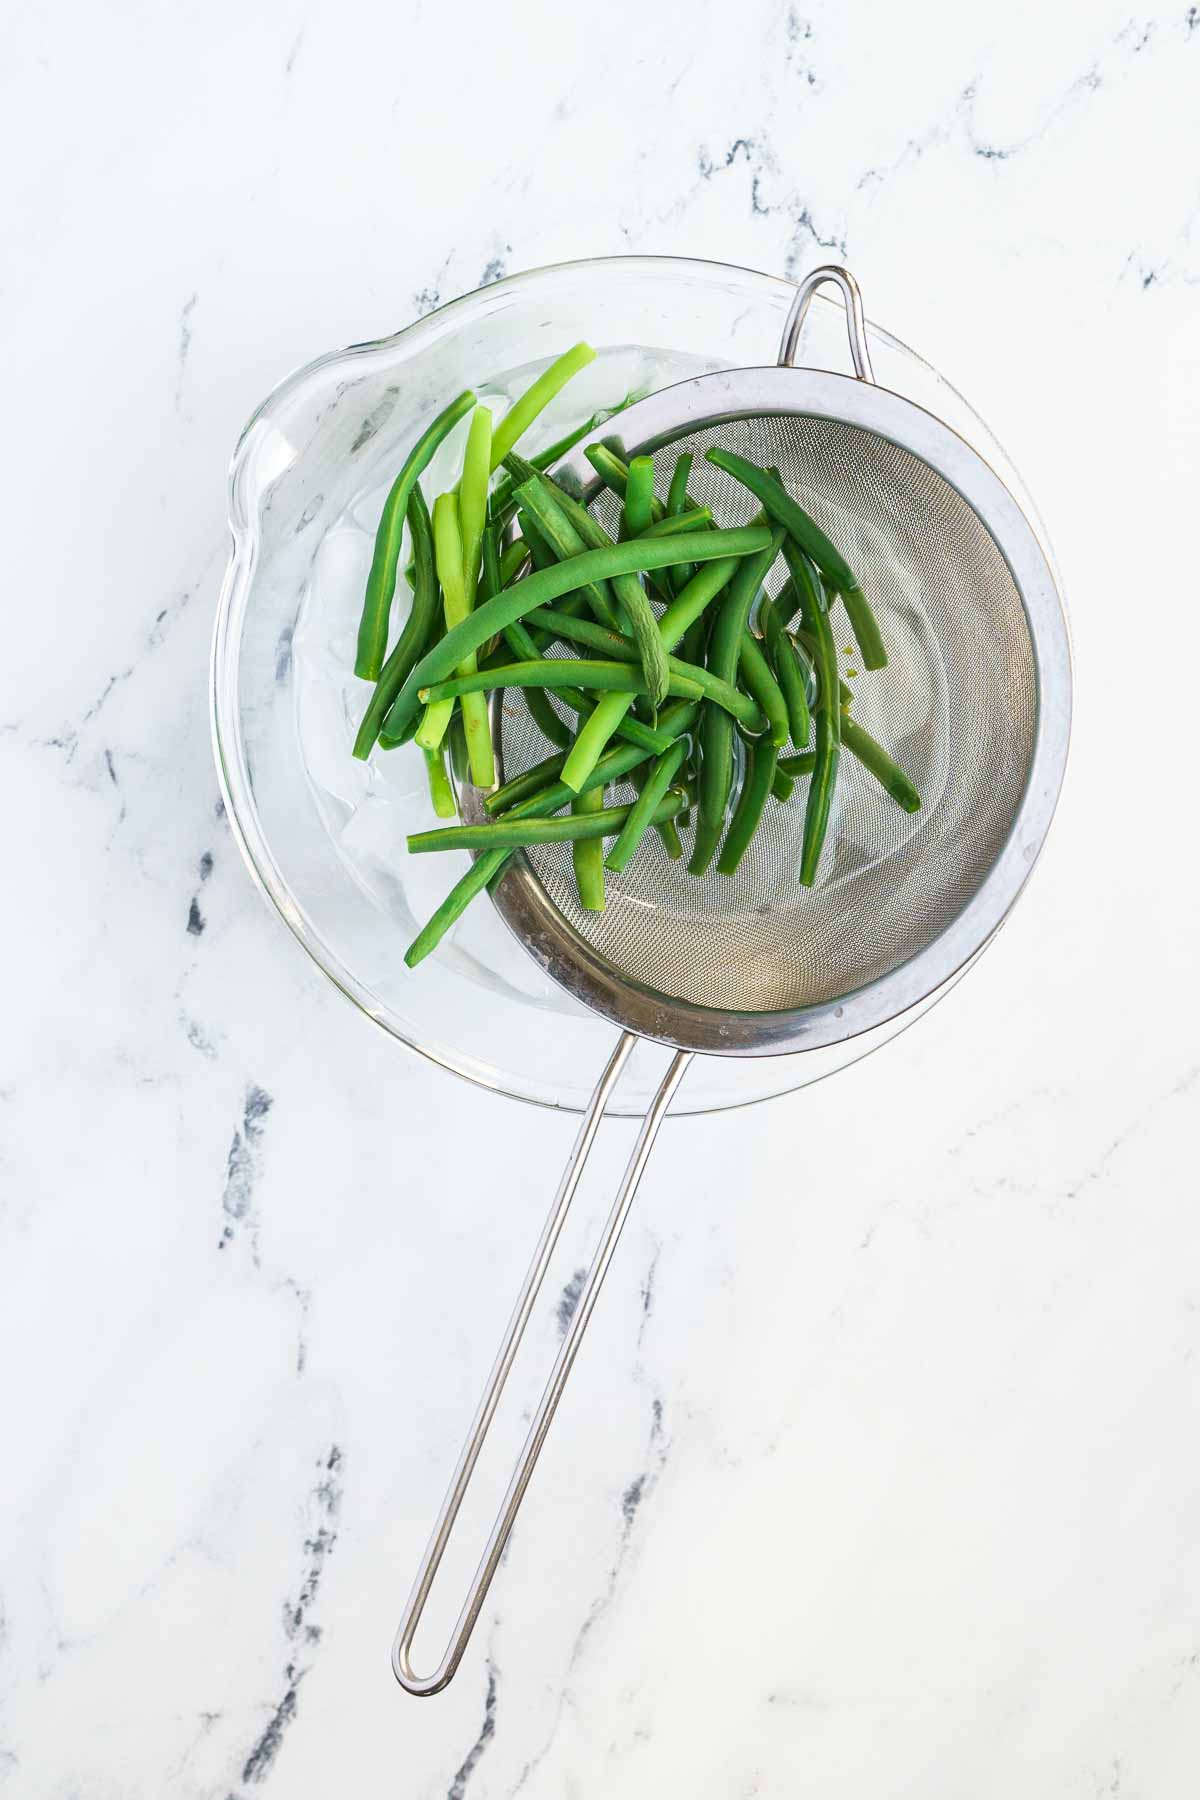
[392,1033,693,1696]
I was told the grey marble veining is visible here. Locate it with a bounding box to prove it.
[1,0,1197,1795]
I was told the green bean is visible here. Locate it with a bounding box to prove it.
[778,751,817,779]
[771,767,795,803]
[523,685,573,749]
[352,486,440,760]
[459,406,493,604]
[480,523,504,602]
[447,711,469,785]
[490,342,596,470]
[840,714,921,813]
[559,553,745,793]
[737,632,790,748]
[422,744,456,818]
[408,787,686,853]
[485,697,698,817]
[354,389,476,681]
[583,444,665,520]
[379,527,770,744]
[517,507,558,570]
[624,455,656,539]
[500,626,676,752]
[633,751,686,859]
[497,623,680,759]
[784,544,840,885]
[487,391,643,520]
[605,739,689,874]
[486,750,569,815]
[498,537,529,586]
[639,506,712,538]
[420,495,495,785]
[571,785,607,909]
[419,658,707,705]
[523,604,633,651]
[515,476,669,709]
[403,721,697,968]
[793,627,853,709]
[758,590,812,749]
[507,471,622,629]
[667,452,696,595]
[405,848,511,966]
[689,526,786,875]
[508,701,698,822]
[581,444,678,600]
[705,447,886,670]
[717,739,778,875]
[519,607,764,729]
[667,452,693,516]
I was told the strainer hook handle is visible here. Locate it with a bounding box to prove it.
[778,264,876,384]
[391,1032,692,1695]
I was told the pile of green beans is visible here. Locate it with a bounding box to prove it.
[349,352,924,967]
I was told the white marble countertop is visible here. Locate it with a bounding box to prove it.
[3,2,1198,1795]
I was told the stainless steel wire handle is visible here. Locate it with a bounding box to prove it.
[778,263,876,382]
[392,1035,693,1694]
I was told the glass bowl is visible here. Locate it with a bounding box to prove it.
[211,255,1049,1115]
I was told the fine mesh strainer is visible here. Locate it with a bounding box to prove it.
[392,266,1071,1694]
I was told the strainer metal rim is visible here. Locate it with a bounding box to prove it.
[475,365,1071,1057]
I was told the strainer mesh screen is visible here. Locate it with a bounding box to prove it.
[498,414,1036,1013]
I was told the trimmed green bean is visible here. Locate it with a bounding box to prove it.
[507,471,622,630]
[459,406,493,605]
[422,743,456,818]
[447,712,469,785]
[793,627,853,708]
[499,537,529,586]
[717,739,778,875]
[517,507,558,570]
[408,787,686,853]
[485,696,698,817]
[519,607,764,729]
[508,701,698,822]
[516,475,668,709]
[523,685,572,749]
[667,452,693,516]
[379,527,770,744]
[639,506,712,538]
[421,495,495,785]
[841,714,921,812]
[690,526,785,876]
[758,591,812,749]
[666,452,695,595]
[785,544,841,885]
[559,553,745,793]
[486,750,569,815]
[771,767,795,803]
[605,739,688,874]
[624,455,655,539]
[737,632,790,748]
[487,391,642,520]
[419,658,707,705]
[571,785,607,909]
[778,751,817,779]
[352,485,440,760]
[354,389,476,681]
[403,719,699,968]
[583,444,665,521]
[706,446,886,670]
[490,343,596,470]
